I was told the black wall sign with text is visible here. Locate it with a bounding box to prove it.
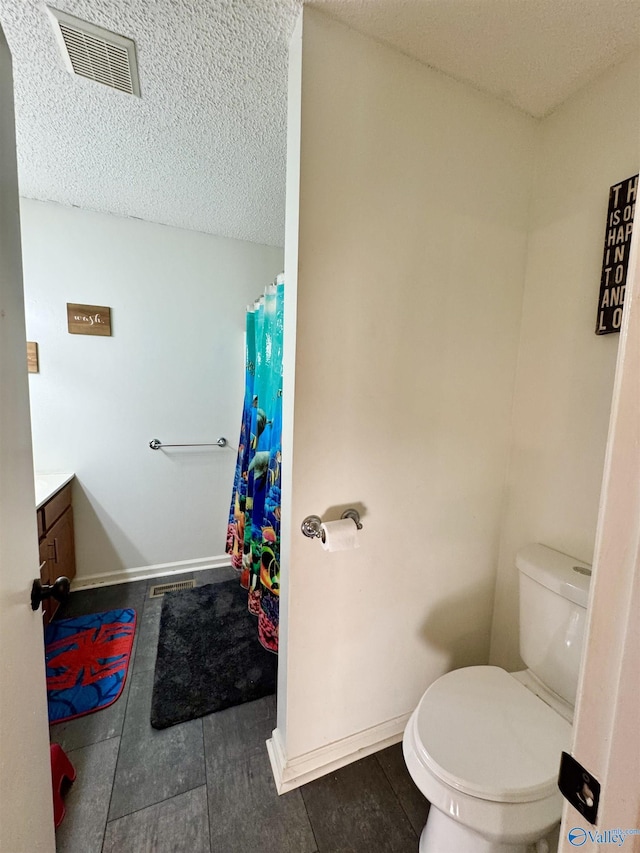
[596,174,638,335]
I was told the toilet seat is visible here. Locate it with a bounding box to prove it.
[413,666,571,804]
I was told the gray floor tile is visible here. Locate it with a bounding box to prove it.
[195,566,238,586]
[95,581,147,615]
[103,786,210,853]
[202,694,276,763]
[131,604,161,673]
[376,744,430,836]
[57,581,147,620]
[55,736,119,853]
[54,587,101,619]
[141,594,163,619]
[109,719,205,820]
[41,574,429,853]
[207,748,316,853]
[122,667,156,739]
[49,674,131,752]
[300,755,418,853]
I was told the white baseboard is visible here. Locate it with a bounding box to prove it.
[72,555,233,590]
[266,712,410,794]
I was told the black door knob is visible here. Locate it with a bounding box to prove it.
[31,576,71,611]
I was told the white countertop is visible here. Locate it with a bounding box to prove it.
[35,472,75,509]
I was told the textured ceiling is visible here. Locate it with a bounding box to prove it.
[0,1,637,248]
[314,0,640,119]
[0,0,300,247]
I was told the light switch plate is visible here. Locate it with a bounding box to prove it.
[558,751,600,825]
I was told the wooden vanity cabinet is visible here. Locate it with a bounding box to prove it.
[38,483,75,624]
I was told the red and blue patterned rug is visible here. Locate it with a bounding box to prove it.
[45,609,136,725]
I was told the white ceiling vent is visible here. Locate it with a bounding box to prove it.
[46,7,140,96]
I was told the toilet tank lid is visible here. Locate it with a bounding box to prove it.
[516,543,591,608]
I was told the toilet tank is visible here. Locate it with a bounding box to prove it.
[517,543,591,707]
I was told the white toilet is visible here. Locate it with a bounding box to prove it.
[403,543,591,853]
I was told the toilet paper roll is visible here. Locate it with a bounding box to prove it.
[321,518,360,552]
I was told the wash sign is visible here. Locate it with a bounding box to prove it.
[596,174,638,335]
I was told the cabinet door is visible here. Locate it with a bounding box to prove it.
[47,505,76,584]
[38,543,54,626]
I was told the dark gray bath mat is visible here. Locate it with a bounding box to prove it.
[150,580,277,729]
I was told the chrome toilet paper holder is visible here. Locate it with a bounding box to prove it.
[301,509,363,541]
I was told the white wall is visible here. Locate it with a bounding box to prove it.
[490,52,640,670]
[274,8,537,783]
[22,199,283,581]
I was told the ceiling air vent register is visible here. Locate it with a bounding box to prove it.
[46,7,140,96]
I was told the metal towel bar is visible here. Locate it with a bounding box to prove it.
[149,437,227,450]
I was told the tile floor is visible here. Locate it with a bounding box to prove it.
[51,569,429,853]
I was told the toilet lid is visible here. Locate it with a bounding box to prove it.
[414,666,571,803]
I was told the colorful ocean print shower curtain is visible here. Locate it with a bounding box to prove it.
[226,277,283,653]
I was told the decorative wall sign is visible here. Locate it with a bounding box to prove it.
[27,341,39,373]
[596,174,638,335]
[67,303,112,336]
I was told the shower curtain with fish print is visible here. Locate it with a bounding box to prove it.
[226,277,283,653]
